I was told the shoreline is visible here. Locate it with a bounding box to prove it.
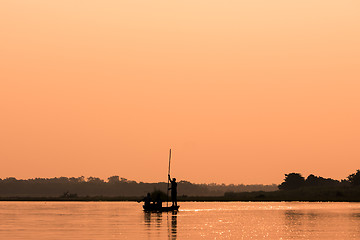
[1,197,360,202]
[2,186,360,202]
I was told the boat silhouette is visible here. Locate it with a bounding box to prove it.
[143,204,179,212]
[142,149,180,212]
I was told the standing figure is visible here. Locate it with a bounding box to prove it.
[168,174,178,207]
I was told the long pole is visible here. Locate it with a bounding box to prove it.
[167,149,171,207]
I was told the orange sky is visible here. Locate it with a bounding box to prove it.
[1,1,359,184]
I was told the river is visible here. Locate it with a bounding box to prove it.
[1,201,360,239]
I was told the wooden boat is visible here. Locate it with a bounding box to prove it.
[143,203,179,212]
[142,149,180,212]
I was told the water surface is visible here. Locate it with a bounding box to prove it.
[1,202,360,239]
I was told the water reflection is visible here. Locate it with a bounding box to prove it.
[143,211,177,239]
[284,210,304,225]
[3,202,360,239]
[350,212,360,234]
[144,212,162,227]
[282,205,360,239]
[170,211,177,240]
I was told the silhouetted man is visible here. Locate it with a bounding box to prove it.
[168,174,177,207]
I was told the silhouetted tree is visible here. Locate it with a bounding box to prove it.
[347,170,360,186]
[69,176,85,183]
[305,174,340,187]
[120,177,128,182]
[87,177,104,184]
[306,174,319,186]
[107,176,120,184]
[278,173,305,190]
[3,177,17,183]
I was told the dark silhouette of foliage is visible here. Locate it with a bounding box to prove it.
[279,171,353,191]
[347,170,360,186]
[107,176,120,184]
[87,177,104,184]
[0,176,277,197]
[2,170,360,201]
[305,174,340,187]
[278,173,305,190]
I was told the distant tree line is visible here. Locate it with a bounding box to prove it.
[278,170,360,190]
[0,176,277,197]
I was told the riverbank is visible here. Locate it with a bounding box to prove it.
[1,186,360,202]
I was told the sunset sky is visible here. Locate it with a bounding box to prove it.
[1,1,359,184]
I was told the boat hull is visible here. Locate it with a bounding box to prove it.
[143,204,179,212]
